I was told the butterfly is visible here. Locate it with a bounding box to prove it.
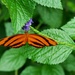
[0,32,57,48]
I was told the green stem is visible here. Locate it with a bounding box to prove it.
[30,26,50,38]
[15,70,18,75]
[35,22,43,29]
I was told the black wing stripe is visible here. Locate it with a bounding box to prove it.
[4,35,21,44]
[11,43,24,48]
[11,41,23,47]
[30,41,44,46]
[0,37,9,45]
[3,34,23,46]
[9,37,25,46]
[29,41,44,48]
[38,35,51,45]
[8,36,25,46]
[30,34,50,46]
[29,37,45,46]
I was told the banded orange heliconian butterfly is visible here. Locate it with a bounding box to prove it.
[0,19,57,48]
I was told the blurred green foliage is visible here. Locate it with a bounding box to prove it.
[0,0,75,75]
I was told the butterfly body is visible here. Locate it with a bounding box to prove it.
[0,33,57,48]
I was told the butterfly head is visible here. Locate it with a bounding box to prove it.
[22,18,33,32]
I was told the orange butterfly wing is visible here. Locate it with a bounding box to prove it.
[0,33,57,48]
[28,34,57,48]
[0,34,27,48]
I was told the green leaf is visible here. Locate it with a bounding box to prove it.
[21,66,41,75]
[61,17,75,39]
[4,22,14,36]
[67,1,75,12]
[2,0,36,33]
[0,4,9,21]
[63,54,75,71]
[0,46,27,71]
[25,45,72,64]
[4,22,25,36]
[33,0,63,9]
[42,29,74,44]
[23,29,74,64]
[0,46,8,58]
[0,71,14,75]
[20,65,64,75]
[42,65,64,75]
[37,5,63,28]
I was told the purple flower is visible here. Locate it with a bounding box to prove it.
[22,18,33,31]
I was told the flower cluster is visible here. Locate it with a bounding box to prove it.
[22,18,33,31]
